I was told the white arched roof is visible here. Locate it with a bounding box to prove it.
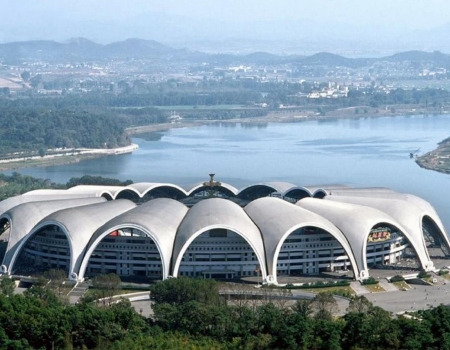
[67,185,125,198]
[1,197,106,274]
[78,198,189,281]
[21,200,136,281]
[186,182,239,196]
[328,190,450,251]
[325,195,436,271]
[114,182,187,199]
[297,198,409,279]
[245,197,359,284]
[172,198,267,279]
[0,193,101,217]
[240,181,297,195]
[302,184,349,197]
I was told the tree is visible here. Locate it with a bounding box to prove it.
[0,277,15,297]
[150,277,222,307]
[92,273,121,305]
[44,269,67,296]
[311,293,339,320]
[347,295,373,314]
[38,148,47,157]
[21,71,31,82]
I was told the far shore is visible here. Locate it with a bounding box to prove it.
[0,105,447,172]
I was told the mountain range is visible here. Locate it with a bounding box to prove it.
[1,38,450,68]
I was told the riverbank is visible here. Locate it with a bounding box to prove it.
[125,104,447,135]
[416,137,450,174]
[0,144,138,171]
[0,104,447,172]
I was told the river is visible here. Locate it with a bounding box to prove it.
[7,115,450,230]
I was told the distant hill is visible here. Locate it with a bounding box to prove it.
[299,52,373,68]
[1,38,450,68]
[382,50,450,68]
[104,38,177,58]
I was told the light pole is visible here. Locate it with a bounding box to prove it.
[203,173,221,198]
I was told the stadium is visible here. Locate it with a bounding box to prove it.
[0,177,449,285]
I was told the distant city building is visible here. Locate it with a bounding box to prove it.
[0,180,448,284]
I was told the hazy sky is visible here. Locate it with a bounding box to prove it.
[1,0,450,51]
[4,0,450,27]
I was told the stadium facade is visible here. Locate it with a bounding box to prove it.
[0,180,449,284]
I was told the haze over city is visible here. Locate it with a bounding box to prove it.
[2,0,450,54]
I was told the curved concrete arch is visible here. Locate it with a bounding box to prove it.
[0,194,102,217]
[128,182,187,197]
[238,182,300,201]
[325,195,439,271]
[172,198,267,280]
[422,215,450,255]
[283,187,312,201]
[187,182,238,197]
[78,224,166,280]
[327,190,450,256]
[66,185,125,197]
[11,220,75,277]
[272,223,358,284]
[245,197,359,284]
[172,224,268,280]
[11,200,136,280]
[312,190,327,199]
[101,193,114,201]
[299,185,349,199]
[140,185,187,200]
[114,188,142,201]
[238,183,278,200]
[297,198,411,279]
[78,198,188,281]
[1,197,106,274]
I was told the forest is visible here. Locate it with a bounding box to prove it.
[0,85,449,155]
[0,276,449,350]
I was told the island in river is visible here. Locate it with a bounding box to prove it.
[416,136,450,174]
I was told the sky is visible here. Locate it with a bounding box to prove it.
[1,1,450,52]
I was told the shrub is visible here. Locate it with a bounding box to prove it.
[438,270,449,276]
[390,275,405,282]
[418,270,431,279]
[362,277,379,285]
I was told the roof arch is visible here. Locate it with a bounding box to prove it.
[1,197,106,274]
[282,187,312,201]
[66,185,126,199]
[172,198,267,280]
[141,185,187,200]
[128,182,187,197]
[327,190,450,253]
[238,182,296,201]
[114,187,142,202]
[296,198,410,279]
[0,194,101,217]
[245,197,359,284]
[12,200,136,281]
[325,195,437,271]
[299,185,349,198]
[78,198,189,281]
[187,182,238,197]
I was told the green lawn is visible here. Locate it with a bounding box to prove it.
[364,284,386,293]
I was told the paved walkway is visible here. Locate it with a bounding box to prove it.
[350,281,370,295]
[378,279,399,292]
[68,281,90,304]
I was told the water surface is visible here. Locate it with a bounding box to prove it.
[10,115,450,229]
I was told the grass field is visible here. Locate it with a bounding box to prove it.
[364,284,386,293]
